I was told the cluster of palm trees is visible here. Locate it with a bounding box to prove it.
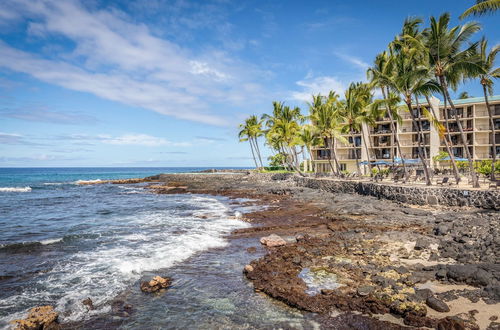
[239,7,498,187]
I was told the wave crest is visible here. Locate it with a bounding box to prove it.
[0,186,32,192]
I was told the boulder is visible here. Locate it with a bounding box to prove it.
[426,296,450,312]
[259,234,286,247]
[82,297,94,311]
[11,305,60,330]
[357,285,375,296]
[140,276,172,293]
[244,265,254,273]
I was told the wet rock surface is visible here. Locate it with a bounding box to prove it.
[140,276,172,293]
[11,305,60,330]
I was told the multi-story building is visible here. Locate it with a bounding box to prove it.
[311,95,500,173]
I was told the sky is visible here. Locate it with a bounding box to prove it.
[0,0,498,167]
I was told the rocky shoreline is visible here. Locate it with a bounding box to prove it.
[15,171,499,329]
[144,172,499,329]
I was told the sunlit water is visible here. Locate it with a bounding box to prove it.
[0,168,316,329]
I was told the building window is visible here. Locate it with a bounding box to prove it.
[340,163,346,171]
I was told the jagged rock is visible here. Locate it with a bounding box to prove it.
[11,305,60,330]
[426,296,450,312]
[82,298,94,311]
[244,265,254,273]
[140,276,172,293]
[414,238,430,250]
[357,286,375,296]
[259,234,286,247]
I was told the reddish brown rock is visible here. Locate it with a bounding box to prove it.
[140,276,172,293]
[11,305,60,330]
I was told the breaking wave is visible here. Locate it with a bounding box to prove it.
[0,186,31,193]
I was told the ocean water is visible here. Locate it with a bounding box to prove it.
[0,168,311,329]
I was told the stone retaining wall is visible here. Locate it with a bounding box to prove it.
[291,177,500,210]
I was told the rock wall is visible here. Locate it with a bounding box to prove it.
[292,177,500,210]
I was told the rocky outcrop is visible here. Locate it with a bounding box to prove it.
[260,234,287,247]
[11,305,60,330]
[292,177,500,210]
[140,276,172,293]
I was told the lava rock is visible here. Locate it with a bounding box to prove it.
[140,276,172,293]
[357,286,375,296]
[426,296,450,312]
[414,238,430,250]
[260,234,287,247]
[11,305,60,330]
[82,298,94,311]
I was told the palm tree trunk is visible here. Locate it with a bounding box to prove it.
[406,99,432,185]
[306,145,315,172]
[361,126,372,176]
[279,145,290,171]
[248,140,258,169]
[253,137,264,168]
[286,146,306,177]
[331,137,342,174]
[483,84,497,181]
[425,94,461,183]
[350,128,361,175]
[382,87,406,176]
[324,138,337,175]
[439,76,480,188]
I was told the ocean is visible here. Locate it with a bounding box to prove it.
[0,168,308,329]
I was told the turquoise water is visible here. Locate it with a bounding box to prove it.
[0,167,312,329]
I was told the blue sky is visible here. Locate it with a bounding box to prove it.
[0,0,498,167]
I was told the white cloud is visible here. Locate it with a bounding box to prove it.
[290,76,346,103]
[334,52,370,70]
[99,134,191,147]
[0,0,267,126]
[58,133,191,147]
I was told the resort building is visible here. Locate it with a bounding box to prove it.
[312,95,500,173]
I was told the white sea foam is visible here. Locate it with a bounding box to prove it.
[40,238,63,245]
[0,186,32,192]
[0,195,250,324]
[43,182,65,186]
[74,179,102,184]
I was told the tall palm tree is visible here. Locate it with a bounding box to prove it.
[368,51,407,176]
[387,17,439,185]
[423,13,483,187]
[339,82,373,175]
[460,0,500,19]
[308,92,346,175]
[477,38,500,179]
[423,93,462,183]
[238,118,259,169]
[263,102,305,174]
[245,115,265,168]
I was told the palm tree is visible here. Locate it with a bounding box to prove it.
[423,93,462,183]
[387,17,439,185]
[460,0,500,19]
[477,38,500,179]
[339,82,373,175]
[423,13,483,187]
[368,51,407,176]
[238,118,259,169]
[458,91,472,99]
[263,102,305,174]
[245,115,265,168]
[308,92,346,175]
[298,124,323,172]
